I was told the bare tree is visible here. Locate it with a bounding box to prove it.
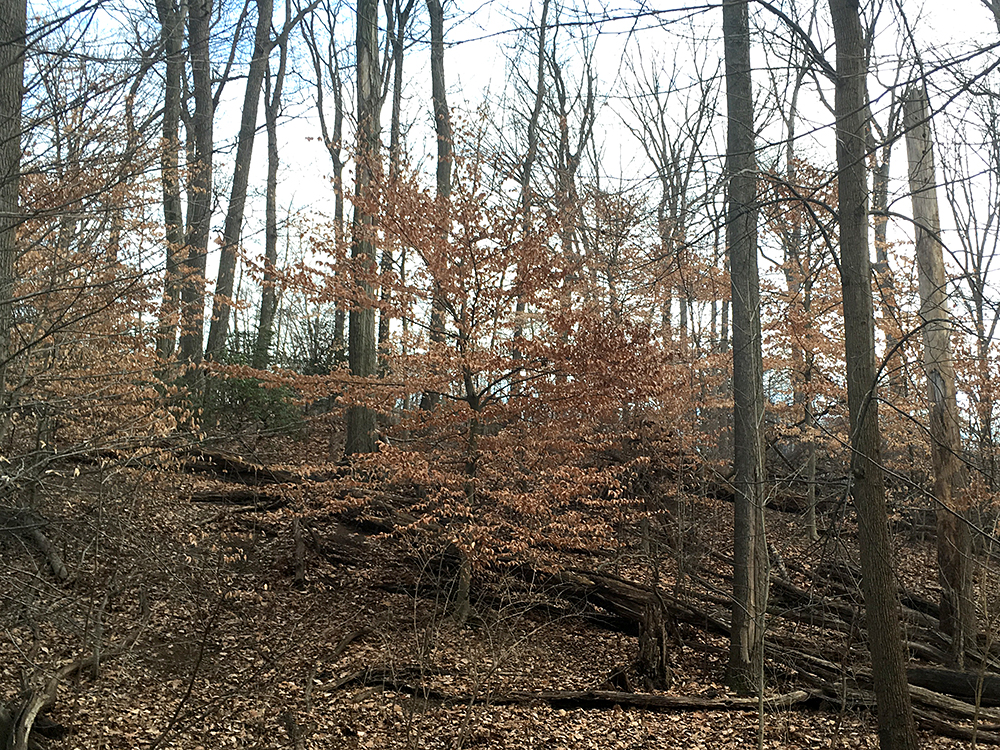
[377,0,416,357]
[302,0,349,356]
[0,0,25,429]
[153,0,186,361]
[829,0,917,746]
[621,44,720,348]
[205,0,275,362]
[722,0,767,697]
[345,0,382,455]
[177,0,215,370]
[903,84,974,666]
[252,9,292,370]
[418,0,452,412]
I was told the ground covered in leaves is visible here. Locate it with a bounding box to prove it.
[0,440,979,749]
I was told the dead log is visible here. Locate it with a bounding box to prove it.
[190,487,289,510]
[184,449,303,484]
[0,608,147,750]
[908,667,1000,707]
[336,668,812,712]
[0,508,69,582]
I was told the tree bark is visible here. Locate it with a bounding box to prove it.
[419,0,452,411]
[0,0,25,434]
[723,0,768,697]
[903,85,974,667]
[206,0,274,361]
[828,1,919,747]
[179,0,215,370]
[377,0,415,359]
[252,27,289,370]
[345,0,382,455]
[154,0,186,361]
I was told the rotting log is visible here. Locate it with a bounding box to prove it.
[908,667,1000,707]
[335,668,812,712]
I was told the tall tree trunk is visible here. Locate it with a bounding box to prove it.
[252,33,289,370]
[723,0,768,697]
[179,0,215,370]
[903,85,974,667]
[206,0,274,361]
[419,0,452,411]
[872,139,905,397]
[0,0,26,435]
[345,0,382,455]
[378,0,415,360]
[154,0,186,361]
[329,57,347,357]
[828,1,918,747]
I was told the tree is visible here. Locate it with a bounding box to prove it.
[345,0,382,455]
[178,0,215,370]
[152,0,185,362]
[205,0,275,362]
[722,0,768,697]
[418,0,452,412]
[903,84,974,666]
[252,8,292,370]
[301,0,349,357]
[622,46,720,350]
[828,0,918,746]
[0,0,26,436]
[377,0,417,357]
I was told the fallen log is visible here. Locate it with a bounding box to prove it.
[190,487,289,510]
[908,667,1000,707]
[336,668,812,712]
[184,449,303,484]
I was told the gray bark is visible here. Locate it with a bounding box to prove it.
[722,0,768,696]
[828,0,919,746]
[903,85,974,667]
[378,0,415,357]
[419,0,452,411]
[345,0,382,455]
[252,29,290,370]
[178,0,215,368]
[206,0,274,361]
[154,0,186,361]
[0,0,25,427]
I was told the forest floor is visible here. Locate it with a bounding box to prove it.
[0,429,982,749]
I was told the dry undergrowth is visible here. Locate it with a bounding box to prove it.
[0,455,976,749]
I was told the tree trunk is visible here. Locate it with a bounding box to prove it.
[345,0,382,455]
[829,1,919,747]
[154,0,185,361]
[206,0,274,361]
[722,0,768,697]
[0,0,25,436]
[252,31,289,370]
[872,139,905,397]
[179,0,215,370]
[418,0,453,412]
[378,0,415,361]
[903,85,974,667]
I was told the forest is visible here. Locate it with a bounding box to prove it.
[1,0,1000,747]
